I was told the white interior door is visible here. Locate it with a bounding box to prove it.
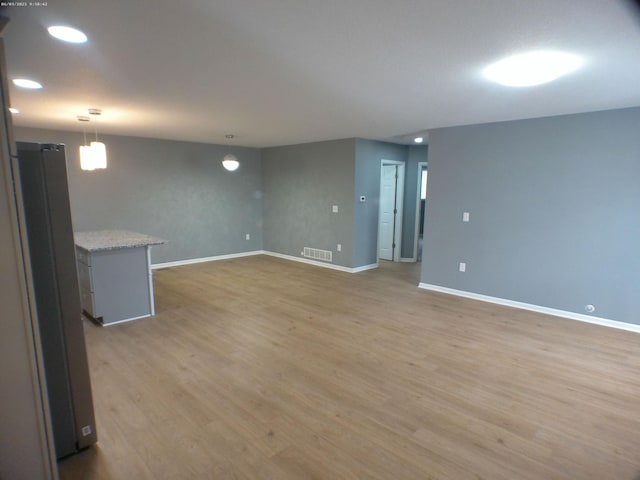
[378,162,404,261]
[378,165,396,260]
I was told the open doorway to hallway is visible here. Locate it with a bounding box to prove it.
[413,162,428,262]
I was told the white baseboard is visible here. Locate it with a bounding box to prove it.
[154,250,378,274]
[418,283,640,334]
[152,250,264,269]
[263,251,378,274]
[352,263,379,273]
[400,257,416,263]
[100,314,151,327]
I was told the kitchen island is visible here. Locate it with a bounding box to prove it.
[75,230,166,326]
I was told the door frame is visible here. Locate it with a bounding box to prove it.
[377,159,405,262]
[412,162,428,262]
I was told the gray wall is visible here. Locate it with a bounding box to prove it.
[421,107,640,326]
[353,139,408,267]
[401,145,428,259]
[15,129,424,271]
[14,128,264,264]
[262,139,356,267]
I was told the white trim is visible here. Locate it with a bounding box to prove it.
[146,246,155,316]
[264,251,350,272]
[263,251,378,274]
[100,313,152,327]
[400,257,415,263]
[418,283,640,334]
[394,163,405,262]
[351,263,379,273]
[152,250,378,274]
[152,250,264,269]
[413,162,428,262]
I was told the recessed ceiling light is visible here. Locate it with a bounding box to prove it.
[414,137,424,144]
[47,25,88,44]
[9,107,20,114]
[483,51,584,87]
[12,78,43,89]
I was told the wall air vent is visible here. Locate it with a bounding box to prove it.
[303,247,333,262]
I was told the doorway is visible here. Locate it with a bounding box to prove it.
[413,162,428,262]
[378,160,405,262]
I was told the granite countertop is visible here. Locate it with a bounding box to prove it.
[75,230,167,252]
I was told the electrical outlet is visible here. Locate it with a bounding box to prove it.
[463,212,470,222]
[459,262,466,272]
[332,205,339,213]
[337,244,342,252]
[245,233,250,240]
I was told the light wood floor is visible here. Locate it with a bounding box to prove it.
[59,256,640,479]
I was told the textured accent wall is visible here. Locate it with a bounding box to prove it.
[14,128,264,264]
[262,139,356,267]
[421,107,640,325]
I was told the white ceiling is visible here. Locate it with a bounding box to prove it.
[4,0,640,147]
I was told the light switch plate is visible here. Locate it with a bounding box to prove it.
[332,205,339,213]
[463,212,470,222]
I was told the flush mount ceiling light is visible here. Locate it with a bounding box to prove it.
[222,135,240,171]
[47,25,88,44]
[414,137,424,144]
[483,51,584,87]
[12,78,43,89]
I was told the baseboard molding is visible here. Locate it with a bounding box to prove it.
[263,251,378,274]
[351,263,379,273]
[154,249,379,274]
[418,283,640,334]
[152,250,264,269]
[400,257,416,263]
[100,314,151,327]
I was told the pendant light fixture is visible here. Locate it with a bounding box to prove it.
[78,109,107,171]
[78,115,95,171]
[222,134,240,171]
[88,108,107,169]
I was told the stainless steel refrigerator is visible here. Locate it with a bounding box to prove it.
[16,141,97,459]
